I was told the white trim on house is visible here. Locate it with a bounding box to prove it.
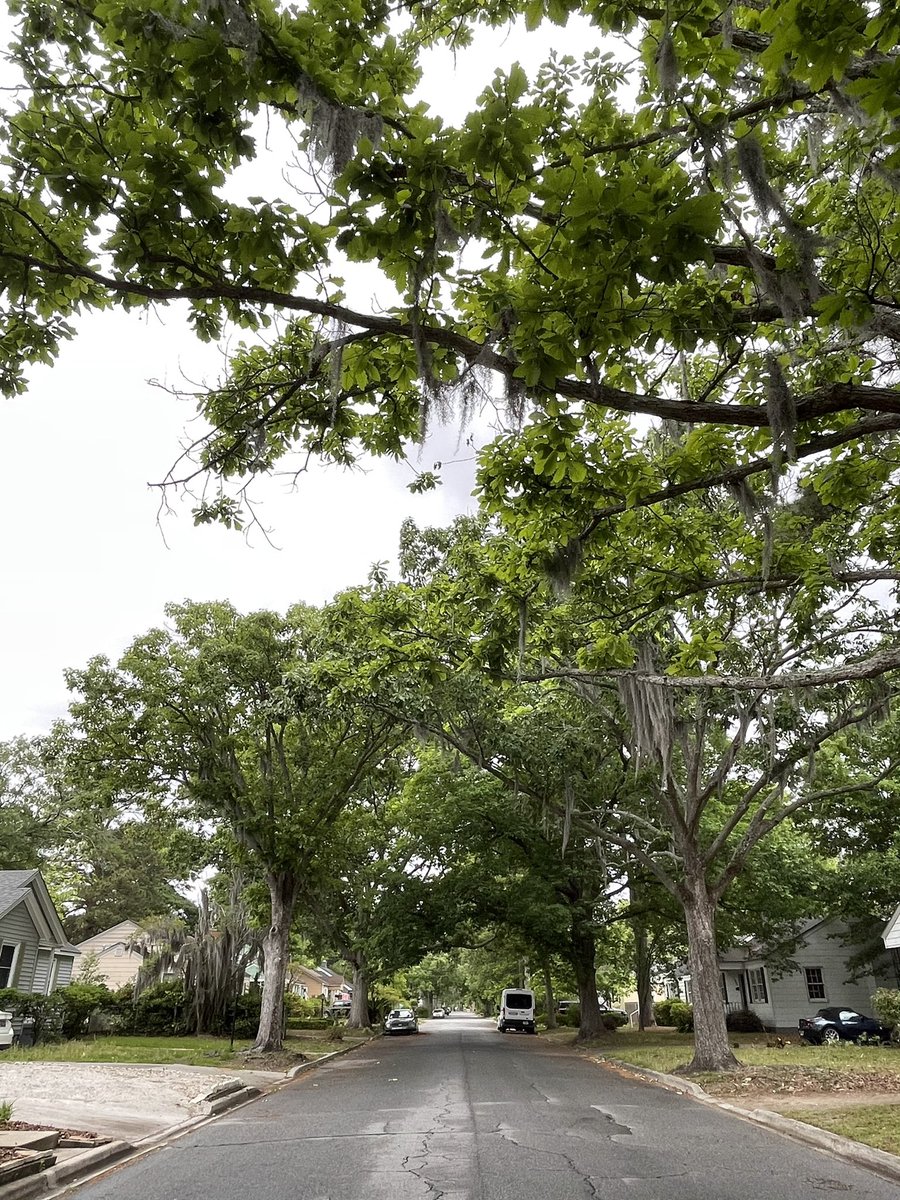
[0,942,21,989]
[883,904,900,951]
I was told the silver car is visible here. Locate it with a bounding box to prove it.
[384,1007,418,1035]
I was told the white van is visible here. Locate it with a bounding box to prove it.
[497,988,536,1034]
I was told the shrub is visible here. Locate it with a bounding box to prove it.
[416,1006,430,1019]
[55,983,114,1039]
[557,1006,581,1027]
[0,1101,13,1123]
[284,994,322,1019]
[872,988,900,1035]
[0,988,23,1014]
[0,992,63,1043]
[128,979,190,1036]
[668,1001,694,1032]
[601,1010,628,1030]
[725,1007,765,1033]
[653,998,678,1026]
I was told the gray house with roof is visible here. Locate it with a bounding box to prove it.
[0,870,79,1001]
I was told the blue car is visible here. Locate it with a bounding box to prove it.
[798,1006,892,1044]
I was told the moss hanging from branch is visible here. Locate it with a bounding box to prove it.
[617,642,675,780]
[765,352,797,478]
[297,76,383,174]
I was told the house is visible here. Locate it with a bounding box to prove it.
[882,904,900,952]
[74,920,146,989]
[0,870,79,998]
[286,963,351,1002]
[678,917,895,1030]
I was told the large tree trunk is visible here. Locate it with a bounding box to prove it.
[253,871,299,1052]
[570,917,605,1039]
[346,952,370,1029]
[681,872,739,1073]
[541,960,557,1029]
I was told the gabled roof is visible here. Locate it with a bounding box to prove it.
[883,904,900,950]
[0,870,79,954]
[75,919,144,950]
[314,964,347,987]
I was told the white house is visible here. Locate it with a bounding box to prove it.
[678,917,895,1030]
[882,904,900,951]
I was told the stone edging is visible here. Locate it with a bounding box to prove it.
[598,1057,900,1187]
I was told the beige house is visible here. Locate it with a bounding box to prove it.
[287,963,350,1000]
[74,919,146,989]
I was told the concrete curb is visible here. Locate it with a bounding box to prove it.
[0,1141,131,1200]
[598,1057,900,1187]
[28,1035,382,1197]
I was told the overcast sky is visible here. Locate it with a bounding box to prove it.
[0,11,603,740]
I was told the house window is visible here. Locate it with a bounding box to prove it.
[805,967,826,1001]
[746,968,768,1004]
[0,944,19,989]
[682,978,692,1004]
[720,973,728,1001]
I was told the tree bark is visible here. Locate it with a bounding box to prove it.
[253,870,299,1052]
[681,871,739,1072]
[541,960,557,1029]
[634,917,656,1031]
[628,869,656,1031]
[570,917,605,1039]
[346,951,370,1029]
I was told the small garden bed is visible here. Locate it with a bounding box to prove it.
[699,1064,900,1098]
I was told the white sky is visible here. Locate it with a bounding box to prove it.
[0,10,606,739]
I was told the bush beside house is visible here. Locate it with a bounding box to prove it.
[872,988,900,1037]
[653,998,694,1031]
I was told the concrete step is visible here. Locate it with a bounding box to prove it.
[0,1132,58,1152]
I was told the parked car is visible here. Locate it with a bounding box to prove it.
[326,999,351,1018]
[431,1009,445,1018]
[0,1011,12,1051]
[556,999,578,1015]
[798,1006,892,1045]
[384,1008,419,1035]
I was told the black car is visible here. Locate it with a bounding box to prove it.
[798,1006,892,1045]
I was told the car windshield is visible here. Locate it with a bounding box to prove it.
[389,1009,412,1018]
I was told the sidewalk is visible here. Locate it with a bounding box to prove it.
[0,1062,285,1141]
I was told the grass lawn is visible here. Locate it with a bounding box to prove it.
[3,1029,375,1070]
[585,1027,900,1078]
[787,1105,900,1157]
[542,1027,900,1102]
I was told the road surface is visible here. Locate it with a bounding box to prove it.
[72,1015,900,1199]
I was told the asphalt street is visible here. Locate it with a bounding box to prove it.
[72,1015,900,1199]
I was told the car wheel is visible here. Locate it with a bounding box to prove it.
[822,1028,841,1045]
